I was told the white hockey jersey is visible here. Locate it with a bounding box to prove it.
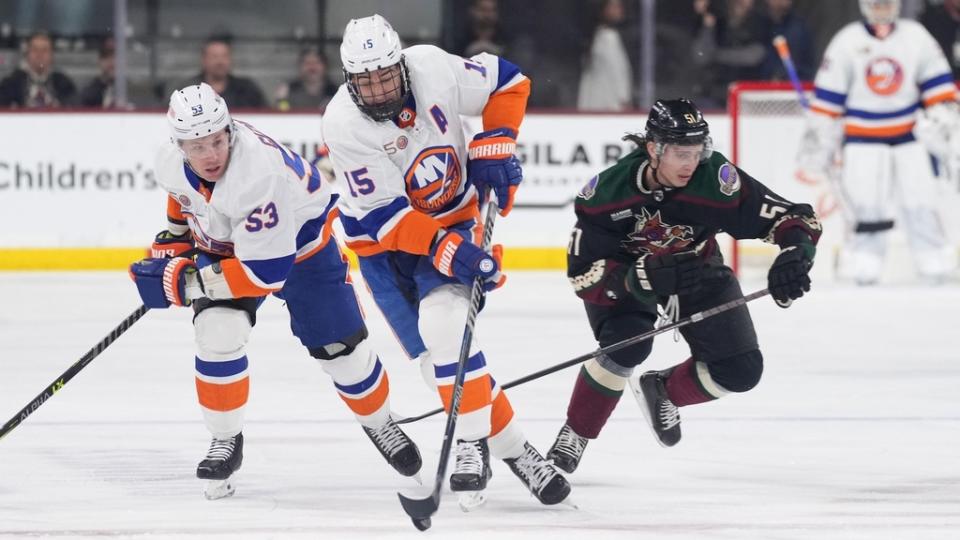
[321,44,529,257]
[155,120,335,297]
[811,19,958,144]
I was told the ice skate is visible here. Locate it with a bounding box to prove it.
[450,439,491,512]
[197,432,243,500]
[504,442,571,505]
[636,371,682,447]
[362,417,422,478]
[546,423,589,474]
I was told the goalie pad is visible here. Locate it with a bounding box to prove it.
[796,111,843,181]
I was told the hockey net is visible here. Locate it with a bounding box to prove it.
[726,82,822,281]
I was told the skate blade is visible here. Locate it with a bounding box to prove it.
[203,477,237,500]
[457,491,487,512]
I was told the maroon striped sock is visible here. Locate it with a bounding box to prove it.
[566,366,622,439]
[664,357,715,407]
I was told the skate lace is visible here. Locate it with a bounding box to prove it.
[512,447,557,491]
[205,437,236,462]
[454,440,484,475]
[554,426,587,458]
[659,399,680,430]
[368,421,407,456]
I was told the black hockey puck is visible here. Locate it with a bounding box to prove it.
[412,517,431,531]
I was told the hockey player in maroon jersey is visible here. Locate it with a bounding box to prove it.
[547,99,822,473]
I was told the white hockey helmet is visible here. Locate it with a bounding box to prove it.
[340,14,410,121]
[167,82,235,145]
[859,0,900,25]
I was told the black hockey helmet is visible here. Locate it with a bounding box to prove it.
[645,98,710,145]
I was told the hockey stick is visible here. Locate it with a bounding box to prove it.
[0,304,148,441]
[0,248,199,442]
[775,35,854,224]
[397,197,499,531]
[397,288,771,426]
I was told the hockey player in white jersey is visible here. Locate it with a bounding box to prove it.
[799,0,957,284]
[321,15,571,507]
[128,83,421,499]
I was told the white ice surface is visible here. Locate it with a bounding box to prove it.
[0,271,958,539]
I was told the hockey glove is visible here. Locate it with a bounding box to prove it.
[468,128,522,216]
[768,239,815,308]
[150,230,194,259]
[630,250,704,297]
[129,257,197,308]
[430,230,505,292]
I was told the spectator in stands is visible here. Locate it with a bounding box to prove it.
[0,31,76,108]
[690,0,767,109]
[758,0,815,81]
[174,37,265,108]
[274,46,337,111]
[456,0,507,57]
[577,0,633,111]
[79,39,116,108]
[920,0,960,79]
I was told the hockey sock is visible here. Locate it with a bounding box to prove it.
[436,351,493,440]
[664,357,729,406]
[566,357,631,438]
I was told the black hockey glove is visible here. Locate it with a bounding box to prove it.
[768,240,815,308]
[631,250,704,297]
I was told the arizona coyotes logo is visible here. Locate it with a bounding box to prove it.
[404,145,462,212]
[623,208,694,255]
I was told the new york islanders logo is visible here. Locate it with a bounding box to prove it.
[623,208,694,255]
[404,146,462,211]
[865,57,903,96]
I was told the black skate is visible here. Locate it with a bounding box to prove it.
[504,442,571,505]
[450,439,492,491]
[197,432,243,500]
[450,438,492,512]
[637,371,682,447]
[363,418,422,477]
[546,424,589,474]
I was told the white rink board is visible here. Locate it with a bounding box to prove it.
[0,112,729,249]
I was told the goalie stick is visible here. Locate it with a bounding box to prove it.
[775,34,854,224]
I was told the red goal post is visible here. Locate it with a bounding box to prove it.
[726,80,815,278]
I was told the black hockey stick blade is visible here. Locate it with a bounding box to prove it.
[397,488,438,530]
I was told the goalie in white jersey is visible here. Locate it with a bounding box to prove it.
[128,83,421,499]
[799,0,957,284]
[321,14,571,506]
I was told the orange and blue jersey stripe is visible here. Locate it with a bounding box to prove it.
[482,58,530,135]
[340,193,480,257]
[920,72,958,107]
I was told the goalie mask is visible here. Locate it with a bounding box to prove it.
[340,14,411,122]
[644,98,713,162]
[859,0,900,26]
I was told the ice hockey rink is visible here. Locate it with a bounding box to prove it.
[0,270,957,540]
